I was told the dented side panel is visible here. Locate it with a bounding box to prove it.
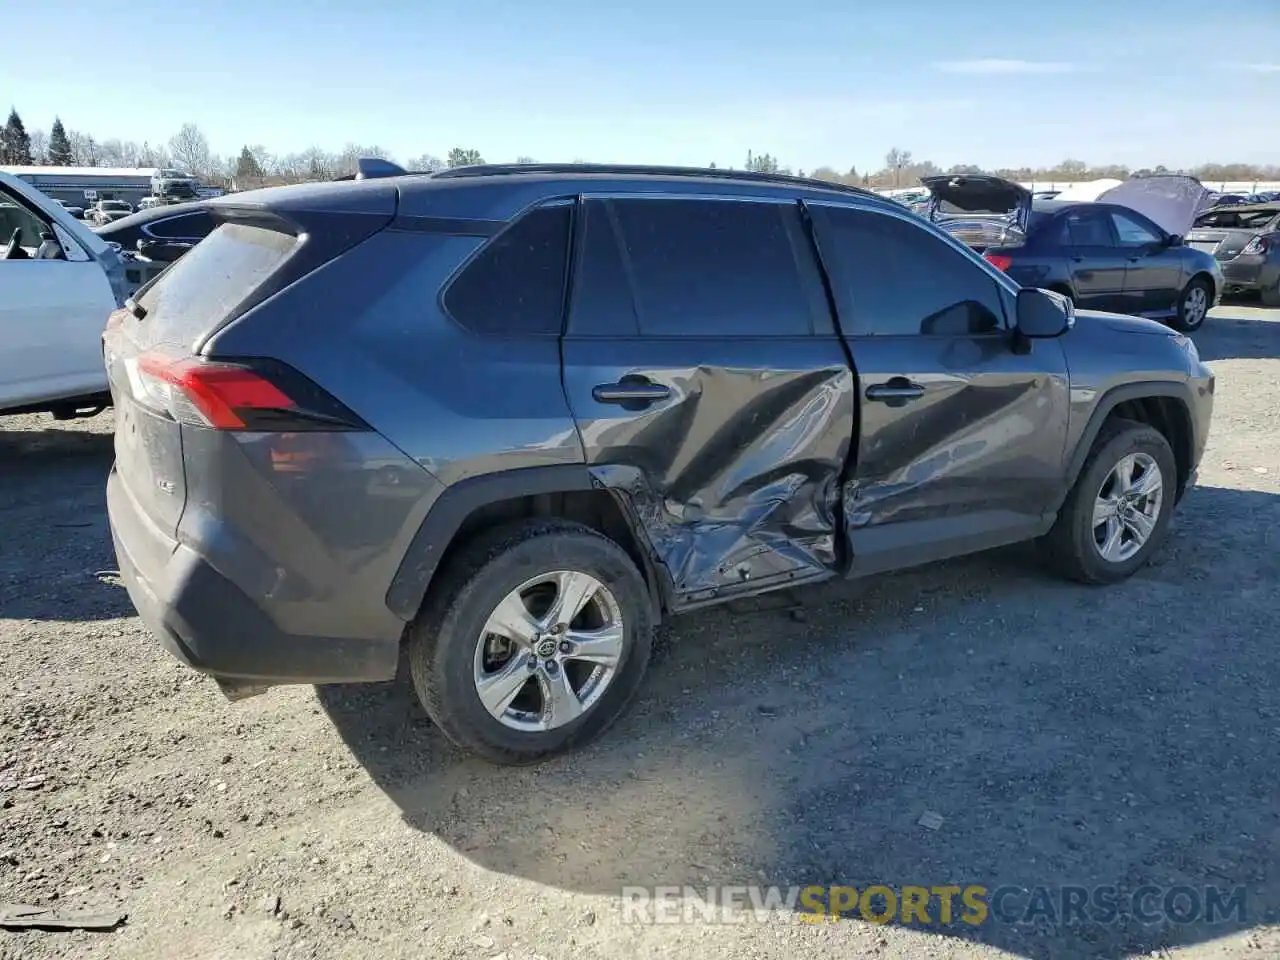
[842,334,1071,569]
[563,341,855,606]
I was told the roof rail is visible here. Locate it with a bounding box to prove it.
[432,162,876,198]
[333,158,409,182]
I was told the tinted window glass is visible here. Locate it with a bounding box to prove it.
[608,198,821,337]
[568,200,639,337]
[1110,211,1162,246]
[820,206,1005,336]
[1064,210,1114,246]
[444,204,571,337]
[148,211,215,241]
[136,223,297,345]
[1028,212,1069,248]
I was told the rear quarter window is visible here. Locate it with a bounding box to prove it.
[443,204,572,337]
[135,222,297,347]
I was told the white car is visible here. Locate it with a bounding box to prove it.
[1,172,128,419]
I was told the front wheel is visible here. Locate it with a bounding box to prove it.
[1171,277,1211,331]
[1041,419,1177,584]
[407,519,654,764]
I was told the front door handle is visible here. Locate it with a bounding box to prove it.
[592,378,671,406]
[865,379,926,403]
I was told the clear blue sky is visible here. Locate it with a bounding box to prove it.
[5,0,1278,172]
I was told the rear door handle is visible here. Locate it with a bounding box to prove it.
[865,380,926,403]
[592,379,671,405]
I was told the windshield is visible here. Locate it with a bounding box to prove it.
[1194,208,1278,229]
[101,201,131,211]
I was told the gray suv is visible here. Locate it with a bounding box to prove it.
[104,163,1216,764]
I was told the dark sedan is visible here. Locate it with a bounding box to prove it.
[922,174,1225,332]
[94,200,216,263]
[1185,203,1280,305]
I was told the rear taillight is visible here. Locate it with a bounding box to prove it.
[1242,236,1269,256]
[126,351,367,432]
[984,253,1013,272]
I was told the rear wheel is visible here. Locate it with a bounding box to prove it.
[1041,419,1177,584]
[407,519,654,764]
[1172,277,1211,331]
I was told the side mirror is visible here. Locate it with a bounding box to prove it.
[1165,234,1184,247]
[1016,287,1072,340]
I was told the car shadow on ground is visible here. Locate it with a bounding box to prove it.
[0,420,129,622]
[1199,303,1280,361]
[319,484,1280,959]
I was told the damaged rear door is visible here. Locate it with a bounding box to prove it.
[805,201,1070,576]
[561,194,855,608]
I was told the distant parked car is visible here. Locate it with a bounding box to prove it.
[0,172,127,418]
[1033,190,1061,200]
[54,198,86,219]
[1186,202,1280,305]
[94,201,216,263]
[922,173,1223,330]
[151,168,201,200]
[137,196,184,211]
[88,200,134,225]
[1208,193,1249,207]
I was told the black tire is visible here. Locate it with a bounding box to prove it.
[1260,276,1280,308]
[1171,276,1212,331]
[1041,418,1177,585]
[407,519,653,764]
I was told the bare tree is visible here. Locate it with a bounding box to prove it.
[272,152,309,183]
[28,129,48,165]
[168,123,212,176]
[247,144,274,178]
[885,147,913,187]
[514,156,537,165]
[447,147,484,168]
[97,139,129,167]
[299,146,336,181]
[68,130,99,166]
[406,153,444,172]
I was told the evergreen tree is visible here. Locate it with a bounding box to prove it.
[1,108,33,164]
[48,117,73,166]
[234,145,264,181]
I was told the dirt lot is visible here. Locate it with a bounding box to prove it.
[2,304,1278,960]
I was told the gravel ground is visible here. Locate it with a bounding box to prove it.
[1,304,1278,960]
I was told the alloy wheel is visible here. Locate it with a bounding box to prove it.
[472,571,625,732]
[1092,452,1164,563]
[1183,286,1208,328]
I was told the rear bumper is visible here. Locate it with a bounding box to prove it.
[108,467,401,685]
[1220,257,1279,292]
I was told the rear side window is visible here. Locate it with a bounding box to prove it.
[818,206,1006,337]
[602,197,824,337]
[136,223,297,345]
[1064,210,1115,247]
[444,204,571,337]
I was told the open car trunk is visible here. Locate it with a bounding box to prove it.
[921,174,1032,252]
[1185,204,1280,260]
